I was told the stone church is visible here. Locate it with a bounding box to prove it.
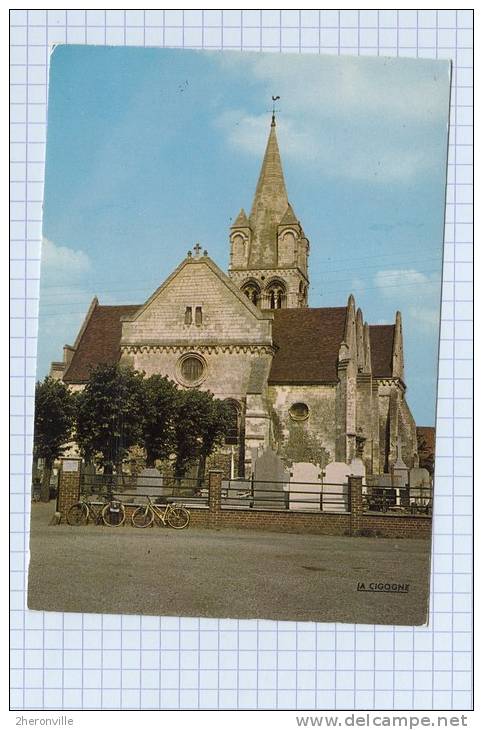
[51,115,420,478]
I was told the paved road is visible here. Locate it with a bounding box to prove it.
[28,503,431,625]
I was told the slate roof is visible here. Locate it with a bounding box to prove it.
[268,307,348,384]
[369,324,395,378]
[63,303,140,384]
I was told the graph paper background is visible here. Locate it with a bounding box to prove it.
[9,10,473,711]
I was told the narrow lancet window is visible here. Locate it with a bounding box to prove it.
[195,306,202,325]
[184,306,192,325]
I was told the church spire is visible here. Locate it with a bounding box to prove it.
[248,117,290,267]
[228,112,310,309]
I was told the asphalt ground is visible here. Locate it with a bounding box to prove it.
[28,502,431,625]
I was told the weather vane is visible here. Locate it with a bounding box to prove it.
[271,95,280,124]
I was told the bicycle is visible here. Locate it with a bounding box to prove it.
[66,493,126,527]
[131,496,190,529]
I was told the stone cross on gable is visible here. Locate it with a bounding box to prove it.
[193,243,202,257]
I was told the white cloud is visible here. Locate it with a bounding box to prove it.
[41,237,90,281]
[37,238,92,377]
[374,268,441,332]
[212,52,450,183]
[216,52,450,124]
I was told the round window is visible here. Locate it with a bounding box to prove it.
[177,353,206,386]
[289,402,309,421]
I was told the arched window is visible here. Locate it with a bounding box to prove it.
[224,400,240,445]
[266,280,286,309]
[242,281,261,307]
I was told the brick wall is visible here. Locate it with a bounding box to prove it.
[57,465,432,539]
[57,458,82,518]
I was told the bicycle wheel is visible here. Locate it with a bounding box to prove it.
[67,503,88,526]
[102,501,126,527]
[131,505,154,528]
[166,505,190,529]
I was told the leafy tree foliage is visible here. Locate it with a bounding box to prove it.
[143,374,178,466]
[69,363,233,481]
[197,396,233,479]
[34,377,76,501]
[75,364,146,473]
[172,389,231,480]
[416,433,435,476]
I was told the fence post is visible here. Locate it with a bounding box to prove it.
[349,475,363,536]
[57,457,82,522]
[208,469,223,527]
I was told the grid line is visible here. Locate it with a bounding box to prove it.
[9,8,473,711]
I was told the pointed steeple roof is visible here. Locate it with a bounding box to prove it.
[279,202,298,226]
[232,208,249,227]
[248,117,290,267]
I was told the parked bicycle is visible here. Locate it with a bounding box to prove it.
[131,496,190,529]
[67,494,126,527]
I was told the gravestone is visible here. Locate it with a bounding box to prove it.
[349,458,366,481]
[253,448,289,509]
[289,462,321,511]
[223,478,253,508]
[409,467,431,488]
[366,473,404,510]
[409,467,431,509]
[322,462,350,512]
[136,468,168,499]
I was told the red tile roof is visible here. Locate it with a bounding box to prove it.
[268,307,347,384]
[62,303,397,385]
[416,426,436,454]
[63,304,140,384]
[369,325,395,378]
[416,426,436,474]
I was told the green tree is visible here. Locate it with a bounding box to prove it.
[143,374,178,466]
[416,433,435,476]
[34,377,76,502]
[75,364,146,474]
[197,397,232,482]
[173,389,231,482]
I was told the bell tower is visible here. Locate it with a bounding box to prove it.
[228,114,310,309]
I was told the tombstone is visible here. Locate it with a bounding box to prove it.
[365,473,404,511]
[253,448,289,509]
[223,478,253,508]
[409,467,431,488]
[349,458,366,481]
[322,461,350,512]
[136,468,168,499]
[409,467,431,509]
[289,462,321,512]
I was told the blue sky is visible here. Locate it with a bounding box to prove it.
[39,46,451,425]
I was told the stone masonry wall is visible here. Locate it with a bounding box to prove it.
[121,259,272,347]
[267,384,336,468]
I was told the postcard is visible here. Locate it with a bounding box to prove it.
[28,47,451,625]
